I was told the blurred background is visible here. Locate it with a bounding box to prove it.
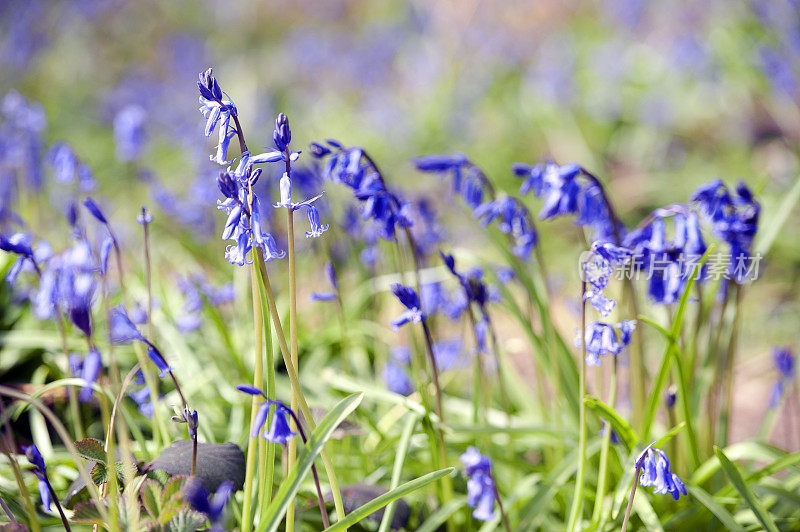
[2,0,799,445]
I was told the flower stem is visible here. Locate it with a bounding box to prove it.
[591,357,618,525]
[285,407,331,528]
[493,481,513,532]
[44,478,71,532]
[719,283,743,447]
[0,400,40,532]
[286,207,299,532]
[255,254,347,523]
[241,260,265,532]
[420,319,444,424]
[567,280,588,532]
[621,463,642,532]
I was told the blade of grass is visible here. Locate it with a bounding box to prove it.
[377,413,420,532]
[714,446,780,532]
[324,468,455,531]
[685,484,746,532]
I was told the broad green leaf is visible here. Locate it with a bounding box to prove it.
[257,392,364,532]
[166,509,207,532]
[378,413,420,532]
[584,396,638,451]
[633,493,664,532]
[71,501,106,524]
[140,479,162,521]
[75,438,107,463]
[714,447,780,532]
[686,484,746,532]
[324,468,454,531]
[91,462,108,485]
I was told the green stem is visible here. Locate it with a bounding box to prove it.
[621,462,642,532]
[241,261,265,532]
[719,284,743,448]
[567,280,587,532]
[255,255,347,523]
[286,208,298,532]
[591,357,618,525]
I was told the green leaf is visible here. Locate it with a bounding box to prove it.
[71,501,106,524]
[257,392,364,532]
[166,509,207,532]
[74,438,107,463]
[584,396,638,451]
[754,174,800,256]
[416,497,467,532]
[324,468,454,531]
[378,413,420,532]
[140,479,162,521]
[685,484,746,532]
[91,462,108,485]
[714,446,780,532]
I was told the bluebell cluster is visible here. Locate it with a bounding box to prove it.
[313,141,412,241]
[460,446,497,521]
[636,446,687,500]
[769,346,795,408]
[513,161,619,243]
[579,242,637,366]
[691,180,760,284]
[199,69,328,266]
[184,478,234,532]
[236,385,297,444]
[623,206,706,304]
[415,155,537,259]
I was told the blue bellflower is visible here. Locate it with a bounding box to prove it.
[636,446,687,500]
[460,447,497,521]
[769,346,796,408]
[77,348,102,402]
[110,304,171,377]
[390,284,426,330]
[184,479,234,532]
[310,261,338,301]
[113,104,147,162]
[22,444,52,511]
[236,385,297,444]
[579,320,636,366]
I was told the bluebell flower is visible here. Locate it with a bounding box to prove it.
[382,361,414,396]
[579,320,636,366]
[146,346,171,378]
[636,446,687,500]
[434,338,467,371]
[184,478,234,532]
[665,385,677,409]
[310,262,338,301]
[129,385,155,418]
[599,423,621,444]
[99,237,113,276]
[460,447,496,521]
[197,68,239,166]
[0,232,34,259]
[272,172,324,211]
[236,386,298,444]
[137,205,153,226]
[390,284,426,330]
[83,197,108,225]
[22,444,51,511]
[113,104,147,162]
[47,143,79,184]
[473,195,538,260]
[304,205,329,238]
[769,346,795,408]
[77,348,102,402]
[273,112,291,152]
[412,154,486,209]
[110,304,147,343]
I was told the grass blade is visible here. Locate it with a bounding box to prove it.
[685,484,746,532]
[377,413,420,532]
[324,468,455,531]
[714,446,780,532]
